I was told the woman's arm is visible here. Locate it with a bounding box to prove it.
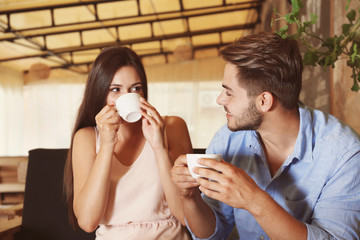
[72,105,120,232]
[158,116,193,225]
[140,99,193,225]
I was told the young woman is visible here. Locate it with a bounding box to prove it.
[64,46,193,239]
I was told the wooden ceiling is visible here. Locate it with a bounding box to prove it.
[0,0,264,74]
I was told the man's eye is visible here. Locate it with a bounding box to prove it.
[225,91,231,96]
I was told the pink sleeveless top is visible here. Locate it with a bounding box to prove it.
[94,127,189,240]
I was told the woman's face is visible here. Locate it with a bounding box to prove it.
[106,66,144,106]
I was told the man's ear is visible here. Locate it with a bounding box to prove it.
[256,91,273,112]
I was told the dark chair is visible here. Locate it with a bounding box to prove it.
[193,148,206,154]
[14,148,95,240]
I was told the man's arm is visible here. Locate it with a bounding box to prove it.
[195,158,307,240]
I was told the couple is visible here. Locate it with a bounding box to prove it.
[64,32,360,240]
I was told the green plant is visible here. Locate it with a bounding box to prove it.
[272,0,360,91]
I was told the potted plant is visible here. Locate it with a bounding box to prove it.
[272,0,360,91]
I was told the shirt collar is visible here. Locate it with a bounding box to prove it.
[287,102,315,164]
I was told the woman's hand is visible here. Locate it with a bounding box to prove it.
[171,155,200,199]
[95,104,121,145]
[140,98,167,150]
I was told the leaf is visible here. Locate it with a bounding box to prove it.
[342,23,352,36]
[303,51,319,66]
[310,14,318,24]
[351,43,358,62]
[347,59,355,67]
[285,13,295,24]
[353,30,360,44]
[285,0,303,23]
[335,34,345,44]
[303,20,313,29]
[346,9,356,23]
[290,0,302,16]
[351,73,360,91]
[322,37,336,49]
[346,0,351,11]
[276,25,289,38]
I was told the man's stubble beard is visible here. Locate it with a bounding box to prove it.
[227,99,263,132]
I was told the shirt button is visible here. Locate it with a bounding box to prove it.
[260,236,265,240]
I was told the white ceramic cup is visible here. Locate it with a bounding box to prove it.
[186,154,222,179]
[115,93,142,123]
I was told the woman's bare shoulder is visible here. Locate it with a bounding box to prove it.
[164,116,187,128]
[164,116,193,159]
[74,126,95,139]
[73,126,96,149]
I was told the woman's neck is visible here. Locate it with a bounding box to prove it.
[117,120,144,141]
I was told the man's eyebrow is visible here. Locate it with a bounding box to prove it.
[222,84,234,92]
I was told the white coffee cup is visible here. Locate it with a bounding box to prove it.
[115,93,142,123]
[186,154,222,179]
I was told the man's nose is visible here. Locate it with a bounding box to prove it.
[216,91,224,106]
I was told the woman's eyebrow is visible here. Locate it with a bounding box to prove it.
[131,82,142,87]
[109,84,121,87]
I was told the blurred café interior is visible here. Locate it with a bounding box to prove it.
[0,0,359,238]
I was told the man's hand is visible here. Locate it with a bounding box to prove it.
[194,158,265,213]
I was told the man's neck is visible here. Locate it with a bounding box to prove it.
[257,107,300,177]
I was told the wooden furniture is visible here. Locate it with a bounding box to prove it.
[0,217,22,240]
[0,156,27,205]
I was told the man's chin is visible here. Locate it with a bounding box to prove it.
[227,122,254,132]
[227,122,239,132]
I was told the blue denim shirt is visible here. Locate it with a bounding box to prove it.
[187,103,360,240]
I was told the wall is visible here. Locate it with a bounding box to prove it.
[257,0,331,112]
[0,66,24,156]
[331,0,360,133]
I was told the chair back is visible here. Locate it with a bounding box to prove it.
[15,148,95,240]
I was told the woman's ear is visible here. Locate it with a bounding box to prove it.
[256,91,273,113]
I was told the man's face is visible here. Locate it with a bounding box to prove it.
[216,63,263,131]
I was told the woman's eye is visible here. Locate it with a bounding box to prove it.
[225,90,231,96]
[131,86,142,92]
[110,88,120,92]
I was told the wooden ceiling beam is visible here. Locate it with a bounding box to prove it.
[0,22,258,63]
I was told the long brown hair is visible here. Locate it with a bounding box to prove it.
[63,46,148,229]
[220,32,303,110]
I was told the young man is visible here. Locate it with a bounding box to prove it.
[171,32,360,240]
